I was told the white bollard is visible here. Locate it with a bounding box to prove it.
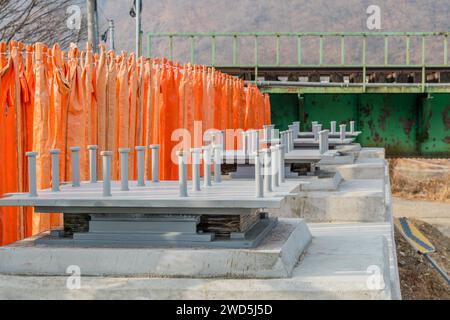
[26,152,38,197]
[101,151,112,197]
[50,149,61,192]
[350,121,355,134]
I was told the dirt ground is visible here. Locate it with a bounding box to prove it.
[390,158,449,299]
[395,218,450,299]
[389,158,450,202]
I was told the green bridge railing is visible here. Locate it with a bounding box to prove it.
[147,32,450,91]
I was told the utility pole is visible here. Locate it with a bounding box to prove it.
[87,0,99,49]
[136,0,142,56]
[109,20,115,51]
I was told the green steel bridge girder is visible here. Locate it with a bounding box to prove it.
[269,93,450,157]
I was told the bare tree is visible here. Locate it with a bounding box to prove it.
[0,0,87,49]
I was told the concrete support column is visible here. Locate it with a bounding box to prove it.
[87,145,98,183]
[119,148,130,191]
[149,145,160,182]
[101,151,112,197]
[254,151,263,198]
[50,149,61,192]
[26,152,38,197]
[135,146,146,187]
[177,150,188,197]
[311,121,318,132]
[70,147,81,187]
[191,148,201,191]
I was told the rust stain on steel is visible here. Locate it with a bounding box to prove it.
[443,106,450,130]
[378,106,391,130]
[361,104,371,116]
[399,117,416,135]
[444,136,450,144]
[367,119,383,144]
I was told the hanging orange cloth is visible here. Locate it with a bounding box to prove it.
[105,50,118,178]
[96,44,107,167]
[127,53,137,179]
[142,58,153,179]
[0,42,20,245]
[116,52,129,151]
[264,93,271,125]
[30,43,53,234]
[66,44,86,181]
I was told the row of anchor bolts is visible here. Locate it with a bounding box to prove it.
[25,145,160,197]
[25,139,288,199]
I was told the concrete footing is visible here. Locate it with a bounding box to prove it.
[0,219,312,279]
[0,220,398,300]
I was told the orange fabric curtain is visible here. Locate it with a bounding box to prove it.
[0,41,271,246]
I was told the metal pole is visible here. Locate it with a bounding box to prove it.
[330,121,337,134]
[424,254,450,285]
[203,145,212,187]
[340,124,346,141]
[119,148,130,191]
[136,0,142,56]
[149,145,160,182]
[319,130,329,154]
[26,152,38,197]
[177,150,188,197]
[109,19,115,50]
[87,145,98,183]
[254,151,263,198]
[86,0,98,49]
[213,144,222,183]
[350,121,355,134]
[101,151,112,197]
[50,149,61,192]
[191,148,201,191]
[279,144,285,184]
[135,146,146,187]
[271,146,279,188]
[263,149,272,193]
[70,147,81,187]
